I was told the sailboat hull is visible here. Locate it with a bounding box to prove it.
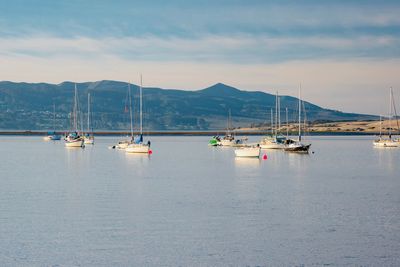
[260,136,286,149]
[373,140,399,147]
[126,144,150,153]
[116,141,130,149]
[51,135,61,140]
[44,135,61,141]
[260,142,285,149]
[65,138,85,147]
[220,139,236,146]
[284,143,311,153]
[84,137,94,145]
[234,147,261,157]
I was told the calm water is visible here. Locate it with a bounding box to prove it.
[0,136,399,266]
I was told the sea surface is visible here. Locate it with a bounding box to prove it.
[0,135,399,266]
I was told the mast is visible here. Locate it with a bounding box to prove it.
[278,94,281,132]
[298,84,302,142]
[392,87,400,135]
[379,114,382,137]
[140,75,143,136]
[270,108,274,135]
[53,103,56,132]
[128,83,133,139]
[286,107,289,138]
[389,87,392,138]
[275,91,278,136]
[227,109,232,135]
[87,93,90,134]
[73,84,78,132]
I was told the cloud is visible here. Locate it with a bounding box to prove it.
[1,34,399,64]
[1,1,400,39]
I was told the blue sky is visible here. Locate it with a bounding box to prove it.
[1,0,400,114]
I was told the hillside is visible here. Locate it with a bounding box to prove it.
[0,80,377,130]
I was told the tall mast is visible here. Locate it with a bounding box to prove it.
[87,93,90,134]
[53,103,56,132]
[227,109,232,135]
[128,83,133,138]
[140,75,143,136]
[275,91,278,136]
[392,87,400,135]
[270,108,273,134]
[286,107,289,138]
[379,114,382,137]
[73,84,78,132]
[298,84,302,142]
[278,94,281,132]
[389,87,392,138]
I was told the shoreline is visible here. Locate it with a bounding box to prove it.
[0,130,385,136]
[2,120,399,136]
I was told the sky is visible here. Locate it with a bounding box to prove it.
[0,0,400,115]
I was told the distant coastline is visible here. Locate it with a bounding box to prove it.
[0,131,381,136]
[2,119,397,136]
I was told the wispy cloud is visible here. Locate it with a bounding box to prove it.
[1,34,399,64]
[1,1,400,38]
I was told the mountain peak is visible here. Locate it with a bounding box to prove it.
[199,83,242,96]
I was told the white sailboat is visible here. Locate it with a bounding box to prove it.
[84,92,95,145]
[115,83,134,149]
[44,103,61,141]
[260,92,286,149]
[284,85,311,153]
[126,75,151,154]
[65,84,85,148]
[220,109,245,146]
[373,87,399,147]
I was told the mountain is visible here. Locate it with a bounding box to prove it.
[0,80,377,130]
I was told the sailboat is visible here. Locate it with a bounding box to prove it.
[260,92,287,149]
[284,85,311,153]
[65,84,85,148]
[114,83,134,149]
[126,75,151,154]
[373,87,399,147]
[220,110,235,146]
[44,103,61,141]
[220,109,245,146]
[84,92,95,145]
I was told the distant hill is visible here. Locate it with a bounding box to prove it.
[0,80,377,130]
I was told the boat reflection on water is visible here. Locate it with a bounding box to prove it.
[376,145,397,172]
[234,156,261,167]
[285,148,311,171]
[124,150,152,164]
[124,151,151,171]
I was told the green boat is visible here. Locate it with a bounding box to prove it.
[209,136,221,146]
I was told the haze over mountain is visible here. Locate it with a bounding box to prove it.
[0,80,377,131]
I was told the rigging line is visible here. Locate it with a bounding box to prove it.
[391,88,400,134]
[302,100,308,137]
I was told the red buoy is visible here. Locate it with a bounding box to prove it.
[148,150,153,154]
[262,153,267,160]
